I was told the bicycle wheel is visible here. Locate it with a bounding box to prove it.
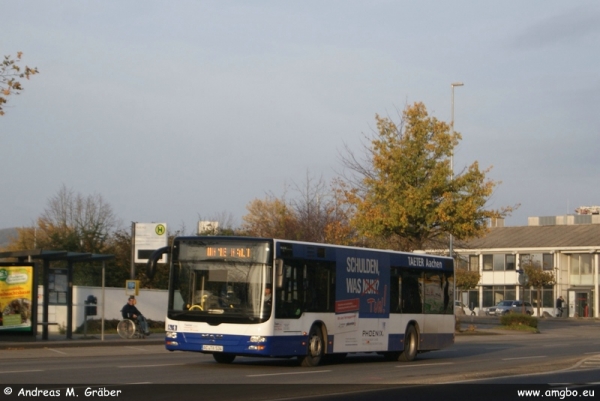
[117,319,136,339]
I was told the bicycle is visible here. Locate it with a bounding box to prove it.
[117,318,145,339]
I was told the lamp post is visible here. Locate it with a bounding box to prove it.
[449,82,464,259]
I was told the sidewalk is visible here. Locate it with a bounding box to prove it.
[456,313,600,335]
[5,316,598,349]
[0,332,165,350]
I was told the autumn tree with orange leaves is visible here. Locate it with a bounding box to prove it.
[1,52,39,115]
[242,173,356,244]
[338,102,516,252]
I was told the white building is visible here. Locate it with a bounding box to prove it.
[453,213,600,318]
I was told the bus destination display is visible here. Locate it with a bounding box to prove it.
[206,246,252,258]
[177,240,270,264]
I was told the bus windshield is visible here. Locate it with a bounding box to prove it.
[168,239,273,324]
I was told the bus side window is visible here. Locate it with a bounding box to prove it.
[390,267,401,313]
[424,272,444,314]
[401,269,423,314]
[275,263,302,319]
[329,267,336,312]
[304,263,327,312]
[445,272,454,315]
[305,262,336,313]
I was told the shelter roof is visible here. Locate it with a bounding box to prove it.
[0,249,114,263]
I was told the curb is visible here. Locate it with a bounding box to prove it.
[0,335,165,350]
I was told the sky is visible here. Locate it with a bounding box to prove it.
[2,1,600,234]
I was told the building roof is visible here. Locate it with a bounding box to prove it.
[456,224,600,250]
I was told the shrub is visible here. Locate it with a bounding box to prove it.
[499,313,538,329]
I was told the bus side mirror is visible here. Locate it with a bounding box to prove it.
[146,246,171,280]
[275,259,284,289]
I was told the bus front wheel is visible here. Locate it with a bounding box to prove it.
[398,325,418,362]
[213,353,236,364]
[299,325,324,367]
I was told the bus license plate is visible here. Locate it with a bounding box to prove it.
[203,345,223,352]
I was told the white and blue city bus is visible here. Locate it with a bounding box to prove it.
[155,236,454,366]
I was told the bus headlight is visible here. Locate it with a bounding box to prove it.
[250,335,266,343]
[166,331,178,339]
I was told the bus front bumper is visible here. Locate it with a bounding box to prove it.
[165,331,307,357]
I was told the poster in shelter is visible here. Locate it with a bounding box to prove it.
[0,264,34,332]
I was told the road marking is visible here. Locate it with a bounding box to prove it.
[124,346,148,351]
[119,363,184,368]
[502,356,547,361]
[0,369,44,374]
[581,355,600,367]
[247,370,331,377]
[47,348,68,355]
[396,362,454,368]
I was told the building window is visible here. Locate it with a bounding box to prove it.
[569,254,594,286]
[493,254,505,271]
[482,285,517,307]
[520,253,553,271]
[482,286,493,306]
[466,290,479,310]
[469,255,479,272]
[482,255,493,271]
[581,254,592,275]
[458,289,479,311]
[506,254,516,271]
[456,254,480,273]
[483,254,515,271]
[524,286,553,308]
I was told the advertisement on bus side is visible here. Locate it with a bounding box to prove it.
[335,249,390,319]
[333,250,390,353]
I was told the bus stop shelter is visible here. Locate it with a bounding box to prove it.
[0,249,114,340]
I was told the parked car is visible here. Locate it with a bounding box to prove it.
[486,300,533,316]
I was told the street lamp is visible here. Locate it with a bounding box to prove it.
[449,82,464,258]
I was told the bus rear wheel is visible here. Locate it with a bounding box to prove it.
[213,353,236,364]
[299,325,324,367]
[398,325,418,362]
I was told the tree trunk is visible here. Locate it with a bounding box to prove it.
[537,287,542,317]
